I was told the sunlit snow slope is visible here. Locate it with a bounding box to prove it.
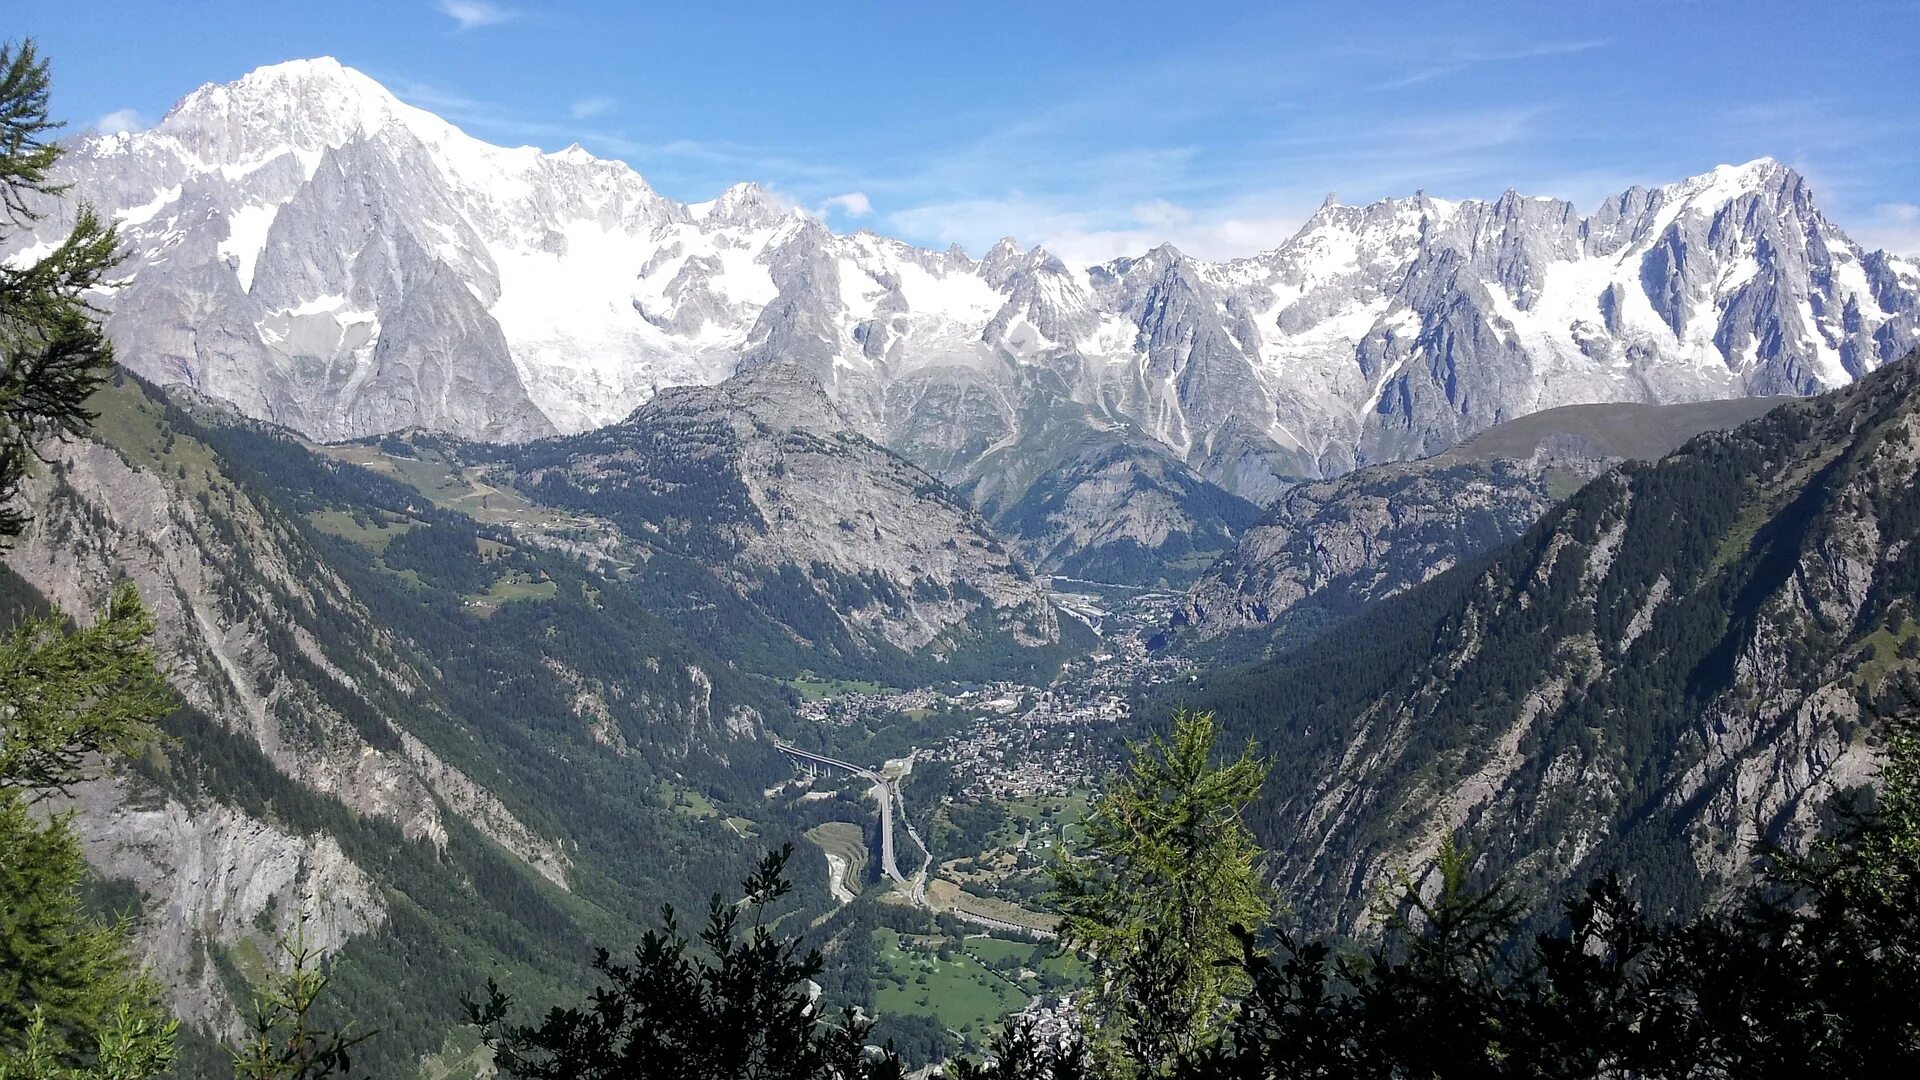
[12,58,1918,507]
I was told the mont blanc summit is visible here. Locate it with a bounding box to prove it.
[14,59,1918,512]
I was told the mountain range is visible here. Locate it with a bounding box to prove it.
[1176,395,1787,641]
[1177,348,1920,933]
[9,57,1919,580]
[9,52,1920,1073]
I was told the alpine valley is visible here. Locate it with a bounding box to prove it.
[8,53,1920,1077]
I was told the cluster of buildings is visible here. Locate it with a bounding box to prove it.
[794,684,943,726]
[933,690,1126,801]
[792,589,1198,802]
[1013,994,1081,1054]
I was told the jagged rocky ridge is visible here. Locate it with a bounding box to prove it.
[1178,397,1786,639]
[501,362,1061,655]
[1178,349,1920,933]
[10,58,1918,579]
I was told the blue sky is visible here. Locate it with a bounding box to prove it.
[14,0,1920,261]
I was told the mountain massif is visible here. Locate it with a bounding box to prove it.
[10,48,1920,1077]
[10,57,1919,579]
[1180,348,1920,932]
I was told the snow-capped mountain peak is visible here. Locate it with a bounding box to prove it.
[15,62,1917,510]
[156,56,433,166]
[702,181,793,227]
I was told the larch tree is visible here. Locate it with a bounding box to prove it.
[0,37,177,1080]
[1050,710,1272,1077]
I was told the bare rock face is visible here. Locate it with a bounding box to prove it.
[511,363,1060,653]
[13,61,1916,577]
[54,777,384,1037]
[1178,396,1788,638]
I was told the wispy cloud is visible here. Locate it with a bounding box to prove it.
[1370,38,1611,91]
[888,194,1316,265]
[1855,202,1920,257]
[92,108,148,134]
[874,99,1551,263]
[382,73,834,187]
[821,192,872,218]
[436,0,515,31]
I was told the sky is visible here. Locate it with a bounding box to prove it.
[14,0,1920,263]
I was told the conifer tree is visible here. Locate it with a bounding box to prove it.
[0,38,175,1079]
[1050,710,1271,1076]
[469,845,907,1080]
[0,39,121,539]
[231,916,372,1080]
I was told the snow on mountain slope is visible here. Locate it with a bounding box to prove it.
[15,59,1918,517]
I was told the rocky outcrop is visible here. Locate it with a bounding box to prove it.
[53,776,384,1037]
[1179,459,1564,638]
[1179,396,1787,638]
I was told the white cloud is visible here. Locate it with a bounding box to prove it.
[92,109,149,135]
[569,97,615,120]
[436,0,514,31]
[1853,202,1920,258]
[887,194,1313,265]
[821,192,872,218]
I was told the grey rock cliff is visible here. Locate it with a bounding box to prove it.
[1179,396,1789,638]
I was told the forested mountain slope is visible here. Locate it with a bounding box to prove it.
[0,374,872,1075]
[1175,349,1920,933]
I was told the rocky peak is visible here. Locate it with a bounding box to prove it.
[978,236,1029,289]
[156,57,422,165]
[704,182,791,229]
[642,362,847,436]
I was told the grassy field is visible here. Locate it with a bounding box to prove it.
[788,673,887,701]
[306,508,418,552]
[804,821,869,895]
[1854,616,1920,690]
[962,936,1085,991]
[87,381,227,496]
[989,790,1093,856]
[659,781,719,819]
[464,571,559,616]
[873,929,1029,1044]
[317,442,588,533]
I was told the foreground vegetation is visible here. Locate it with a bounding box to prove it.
[461,700,1920,1078]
